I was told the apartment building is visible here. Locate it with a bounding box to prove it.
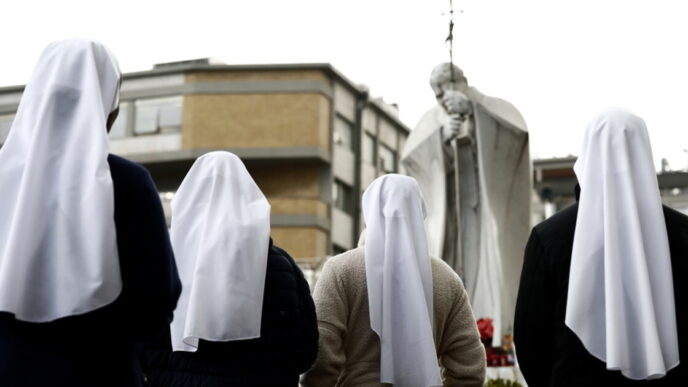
[0,59,410,274]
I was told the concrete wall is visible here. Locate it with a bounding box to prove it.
[331,208,354,249]
[250,164,321,197]
[333,145,355,186]
[378,118,398,150]
[269,198,328,218]
[181,93,331,150]
[333,82,356,122]
[250,164,330,259]
[271,227,328,259]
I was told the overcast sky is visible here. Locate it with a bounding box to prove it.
[3,0,688,169]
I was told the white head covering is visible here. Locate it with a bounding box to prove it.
[0,39,122,322]
[362,174,442,387]
[566,109,679,380]
[170,151,271,352]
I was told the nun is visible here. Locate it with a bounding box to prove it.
[302,174,486,387]
[514,109,688,386]
[140,151,318,386]
[0,39,182,386]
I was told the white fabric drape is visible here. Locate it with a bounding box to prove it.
[566,109,679,380]
[170,151,271,352]
[362,174,442,387]
[0,39,122,322]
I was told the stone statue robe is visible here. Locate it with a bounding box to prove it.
[401,87,530,344]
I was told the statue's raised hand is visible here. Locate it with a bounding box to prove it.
[442,90,473,116]
[441,91,473,143]
[443,114,464,142]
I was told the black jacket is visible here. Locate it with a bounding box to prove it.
[0,154,182,387]
[141,241,318,387]
[514,200,688,387]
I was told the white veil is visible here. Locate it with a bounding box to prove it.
[0,38,122,322]
[362,174,442,387]
[566,109,679,379]
[170,151,271,352]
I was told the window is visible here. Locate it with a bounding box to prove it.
[333,114,354,151]
[333,180,354,214]
[134,96,183,135]
[379,144,397,173]
[0,114,13,145]
[108,102,130,139]
[362,132,376,164]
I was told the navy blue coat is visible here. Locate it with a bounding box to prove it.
[140,242,318,387]
[514,198,688,387]
[0,154,182,387]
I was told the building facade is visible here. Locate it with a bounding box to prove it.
[0,59,410,274]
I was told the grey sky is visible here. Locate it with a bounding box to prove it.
[3,0,687,169]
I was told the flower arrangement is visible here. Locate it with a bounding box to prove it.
[476,318,515,367]
[485,377,523,387]
[477,318,494,346]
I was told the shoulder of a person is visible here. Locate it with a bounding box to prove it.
[417,104,444,124]
[403,105,445,158]
[430,256,456,275]
[532,202,578,246]
[267,243,300,274]
[430,256,463,289]
[322,247,364,277]
[663,205,688,230]
[108,154,153,184]
[470,87,528,131]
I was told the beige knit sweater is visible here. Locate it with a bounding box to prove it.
[301,247,486,387]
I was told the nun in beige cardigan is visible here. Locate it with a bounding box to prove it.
[302,175,485,387]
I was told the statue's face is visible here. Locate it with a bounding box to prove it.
[431,81,446,100]
[430,64,467,105]
[432,80,459,106]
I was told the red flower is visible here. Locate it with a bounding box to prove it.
[477,318,494,341]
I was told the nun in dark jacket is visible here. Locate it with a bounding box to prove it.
[140,151,318,387]
[0,39,181,387]
[514,109,688,387]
